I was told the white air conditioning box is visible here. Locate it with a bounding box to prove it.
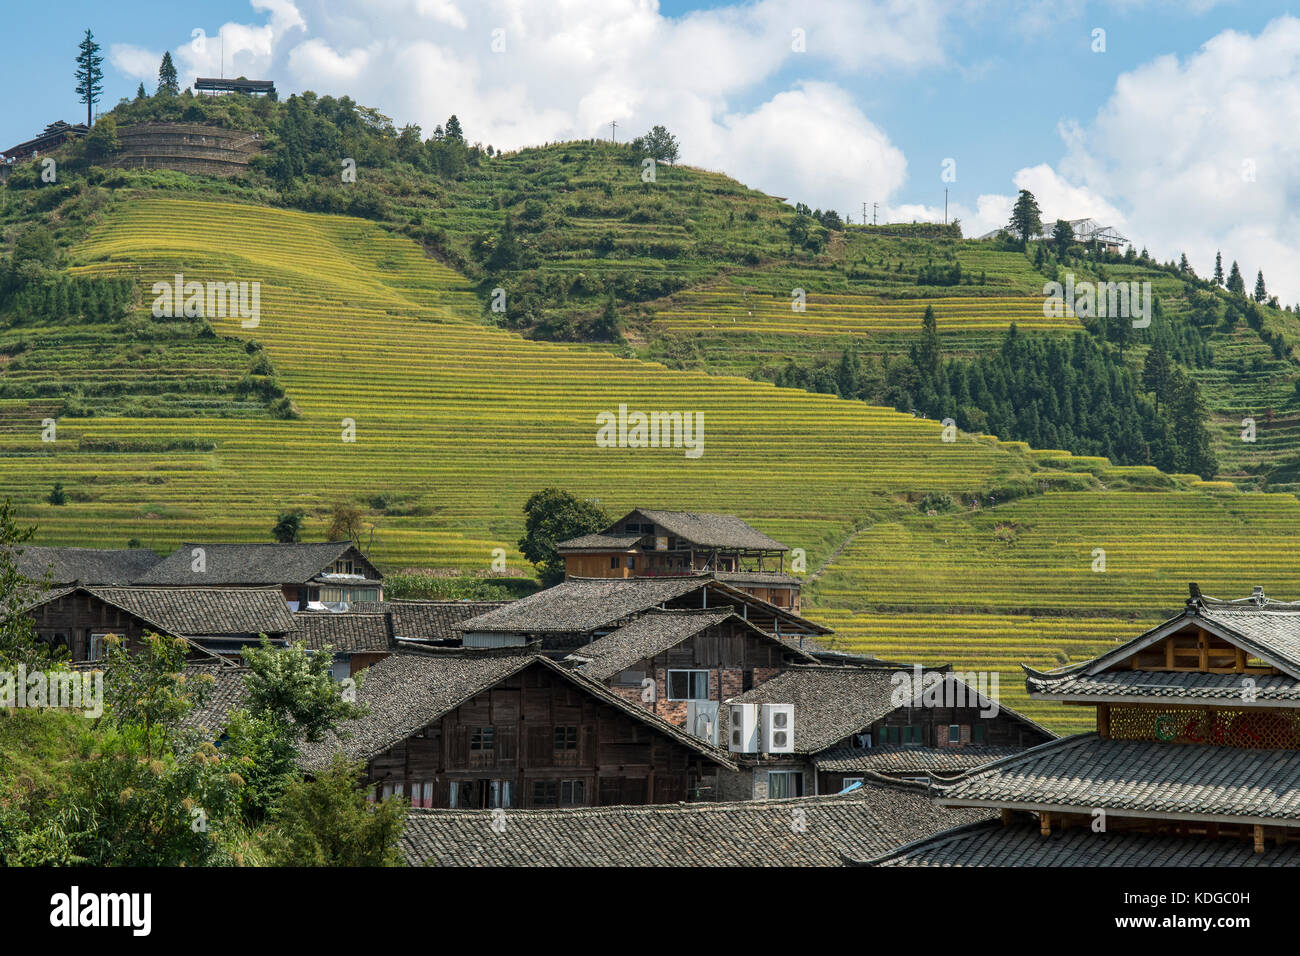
[761,703,795,753]
[728,703,759,753]
[687,700,720,746]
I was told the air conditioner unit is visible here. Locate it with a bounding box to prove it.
[761,703,795,754]
[728,703,759,753]
[687,700,720,746]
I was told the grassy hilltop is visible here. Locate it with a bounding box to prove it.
[5,92,1300,730]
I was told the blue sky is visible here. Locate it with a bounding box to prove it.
[4,1,1299,297]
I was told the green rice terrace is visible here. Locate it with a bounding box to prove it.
[7,191,1300,731]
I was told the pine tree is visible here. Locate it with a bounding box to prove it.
[157,51,179,95]
[1227,260,1245,296]
[1254,270,1267,303]
[74,28,104,127]
[1008,189,1043,247]
[911,305,941,380]
[135,82,146,100]
[444,115,464,142]
[1141,342,1172,413]
[1178,252,1191,274]
[1213,250,1224,285]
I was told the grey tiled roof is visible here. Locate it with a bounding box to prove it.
[627,509,789,551]
[292,611,394,653]
[15,546,161,585]
[180,663,250,735]
[720,665,902,754]
[349,600,509,641]
[572,608,814,681]
[458,575,714,634]
[554,533,643,551]
[85,586,296,638]
[814,744,1026,775]
[135,541,376,586]
[864,819,1300,867]
[459,574,829,636]
[1026,667,1300,704]
[297,650,738,772]
[934,734,1300,824]
[713,570,802,587]
[401,784,990,866]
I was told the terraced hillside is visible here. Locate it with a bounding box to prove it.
[7,193,1299,732]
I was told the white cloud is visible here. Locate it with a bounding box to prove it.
[111,0,957,215]
[1048,15,1300,300]
[108,44,163,83]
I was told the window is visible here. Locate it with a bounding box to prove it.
[382,782,404,800]
[89,633,113,661]
[616,670,644,686]
[840,777,864,790]
[667,669,710,700]
[488,780,513,808]
[853,733,871,750]
[626,556,636,570]
[532,780,558,807]
[610,556,620,569]
[471,726,495,751]
[554,726,578,750]
[410,781,433,808]
[767,771,803,799]
[948,724,961,744]
[902,725,923,744]
[973,723,987,744]
[560,779,585,806]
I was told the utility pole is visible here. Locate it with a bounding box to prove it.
[610,120,618,143]
[872,202,878,226]
[862,201,867,228]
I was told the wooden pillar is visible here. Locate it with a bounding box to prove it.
[1001,808,1013,826]
[1097,704,1110,738]
[1040,812,1052,837]
[1254,825,1265,854]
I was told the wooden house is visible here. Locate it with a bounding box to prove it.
[557,509,803,611]
[865,584,1300,865]
[135,541,383,607]
[458,573,830,653]
[24,585,295,662]
[297,648,738,809]
[567,607,816,730]
[714,663,1053,800]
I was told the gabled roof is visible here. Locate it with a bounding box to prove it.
[349,600,510,641]
[459,574,829,636]
[861,819,1300,868]
[722,665,902,754]
[134,541,378,586]
[619,509,789,551]
[401,783,990,867]
[292,611,394,653]
[81,585,296,638]
[814,744,1026,776]
[459,576,706,634]
[297,650,738,772]
[933,734,1300,826]
[15,546,162,586]
[721,665,1051,755]
[572,608,815,681]
[1027,587,1300,702]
